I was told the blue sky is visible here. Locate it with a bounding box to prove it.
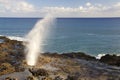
[0,0,120,17]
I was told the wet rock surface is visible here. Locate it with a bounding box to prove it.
[0,36,120,80]
[29,68,49,77]
[100,54,120,66]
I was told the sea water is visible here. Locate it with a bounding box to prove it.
[0,18,120,56]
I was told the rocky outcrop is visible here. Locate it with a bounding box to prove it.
[29,68,49,77]
[0,36,25,73]
[0,36,120,80]
[99,54,120,66]
[62,52,96,61]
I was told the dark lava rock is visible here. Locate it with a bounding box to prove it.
[5,76,18,80]
[0,36,24,73]
[43,52,96,61]
[26,76,34,80]
[54,76,63,80]
[43,52,120,67]
[29,68,49,77]
[0,36,9,42]
[43,52,65,58]
[65,75,76,80]
[99,54,120,66]
[62,52,96,61]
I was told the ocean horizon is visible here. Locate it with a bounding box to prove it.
[0,17,120,57]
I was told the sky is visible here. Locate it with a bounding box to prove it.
[0,0,120,17]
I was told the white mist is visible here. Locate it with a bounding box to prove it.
[25,15,55,66]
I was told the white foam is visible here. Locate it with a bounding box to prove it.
[96,53,120,59]
[7,36,26,41]
[0,35,26,41]
[96,54,106,59]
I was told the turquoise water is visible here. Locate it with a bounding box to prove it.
[0,18,120,56]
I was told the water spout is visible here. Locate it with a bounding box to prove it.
[25,15,55,66]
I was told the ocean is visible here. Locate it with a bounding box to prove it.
[0,18,120,56]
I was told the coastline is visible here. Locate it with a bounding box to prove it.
[0,35,120,80]
[0,35,120,59]
[0,35,120,66]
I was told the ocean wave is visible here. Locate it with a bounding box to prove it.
[0,35,26,41]
[96,54,106,59]
[7,36,26,41]
[0,35,48,45]
[96,53,120,59]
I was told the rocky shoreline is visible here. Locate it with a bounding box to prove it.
[0,36,120,80]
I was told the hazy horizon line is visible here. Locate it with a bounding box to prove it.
[0,17,120,19]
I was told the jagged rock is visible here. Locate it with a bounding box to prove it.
[0,36,120,80]
[29,68,49,77]
[0,36,25,73]
[62,52,96,61]
[0,36,9,42]
[41,77,53,80]
[65,75,75,80]
[54,76,63,80]
[43,52,96,61]
[99,54,120,66]
[0,63,15,76]
[5,76,18,80]
[26,76,34,80]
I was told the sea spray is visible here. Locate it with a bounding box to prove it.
[25,15,55,66]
